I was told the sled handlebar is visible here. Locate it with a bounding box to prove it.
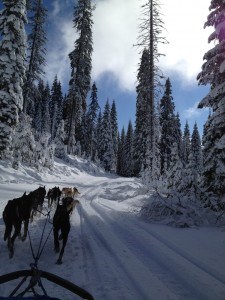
[0,269,94,300]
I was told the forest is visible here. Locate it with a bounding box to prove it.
[0,0,225,226]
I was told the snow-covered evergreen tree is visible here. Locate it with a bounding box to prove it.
[159,78,175,174]
[0,0,27,159]
[174,113,183,159]
[54,120,67,160]
[86,82,100,160]
[96,111,102,161]
[197,0,225,208]
[42,83,51,134]
[101,100,113,172]
[66,0,94,152]
[182,121,191,165]
[124,121,134,177]
[33,80,44,133]
[110,100,118,172]
[23,0,47,114]
[191,122,203,176]
[12,113,36,168]
[50,76,63,139]
[117,127,126,176]
[134,0,167,180]
[133,49,149,175]
[166,142,183,194]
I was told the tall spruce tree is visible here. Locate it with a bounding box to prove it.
[96,111,103,161]
[124,121,134,177]
[182,121,191,165]
[159,78,175,175]
[33,80,45,133]
[191,122,203,176]
[110,100,118,172]
[174,113,183,159]
[86,82,100,159]
[101,100,113,172]
[50,76,63,139]
[42,83,51,134]
[134,49,149,175]
[134,0,167,179]
[23,0,47,115]
[197,0,225,208]
[117,127,126,176]
[66,0,94,154]
[0,0,27,159]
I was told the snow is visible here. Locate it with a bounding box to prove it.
[1,157,225,299]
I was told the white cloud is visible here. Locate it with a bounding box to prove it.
[183,101,208,119]
[45,0,213,92]
[92,0,140,91]
[160,0,212,83]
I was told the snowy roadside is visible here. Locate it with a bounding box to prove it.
[0,158,225,299]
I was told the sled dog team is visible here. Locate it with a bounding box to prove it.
[2,186,80,264]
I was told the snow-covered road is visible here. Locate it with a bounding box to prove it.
[0,159,225,299]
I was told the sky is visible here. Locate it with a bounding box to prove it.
[1,157,225,299]
[44,0,213,136]
[0,0,213,135]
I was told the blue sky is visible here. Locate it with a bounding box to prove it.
[44,0,212,136]
[1,0,212,135]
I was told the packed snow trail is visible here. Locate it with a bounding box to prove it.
[1,160,225,299]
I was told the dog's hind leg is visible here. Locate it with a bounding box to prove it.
[21,219,29,241]
[4,223,12,242]
[56,232,69,265]
[9,222,22,258]
[54,228,60,253]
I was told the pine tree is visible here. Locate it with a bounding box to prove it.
[174,113,183,159]
[124,121,134,177]
[0,0,27,159]
[134,49,149,175]
[23,0,47,114]
[50,76,63,139]
[54,120,67,160]
[12,113,36,168]
[110,100,118,172]
[135,0,167,179]
[42,83,51,134]
[101,100,113,172]
[159,78,176,174]
[182,121,191,165]
[197,0,225,208]
[117,127,126,176]
[191,122,203,176]
[96,111,102,161]
[86,82,100,159]
[33,80,45,133]
[166,142,183,194]
[66,0,94,153]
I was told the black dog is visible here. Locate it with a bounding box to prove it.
[53,199,79,264]
[3,186,46,258]
[53,205,70,265]
[47,186,62,208]
[30,186,46,221]
[3,193,33,258]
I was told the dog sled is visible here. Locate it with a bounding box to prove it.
[0,187,94,299]
[0,264,94,299]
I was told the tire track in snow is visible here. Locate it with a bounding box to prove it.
[77,204,108,300]
[77,205,133,300]
[93,201,225,300]
[78,202,181,300]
